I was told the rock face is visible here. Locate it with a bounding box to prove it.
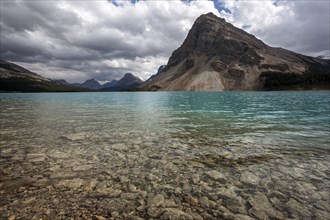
[0,60,88,92]
[145,65,166,83]
[140,12,330,91]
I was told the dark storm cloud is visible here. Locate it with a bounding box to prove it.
[1,0,328,82]
[0,0,219,82]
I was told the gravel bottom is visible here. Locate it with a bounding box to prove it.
[1,130,329,220]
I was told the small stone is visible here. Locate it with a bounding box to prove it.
[314,209,329,220]
[50,172,76,179]
[148,194,165,207]
[129,216,144,220]
[199,196,210,208]
[89,179,98,189]
[121,193,139,200]
[146,173,161,182]
[26,153,46,162]
[191,213,203,220]
[33,178,50,187]
[49,165,61,172]
[111,211,120,218]
[65,133,86,141]
[112,143,127,151]
[174,150,185,156]
[93,215,106,220]
[206,170,226,182]
[162,199,178,208]
[97,188,122,197]
[188,196,198,206]
[234,214,254,220]
[191,174,200,184]
[57,178,84,190]
[128,183,138,192]
[315,200,330,212]
[286,198,310,216]
[72,165,93,172]
[148,207,164,218]
[49,151,69,159]
[162,208,194,220]
[248,192,284,219]
[119,176,129,183]
[240,171,259,185]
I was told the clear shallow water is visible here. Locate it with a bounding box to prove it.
[0,92,329,219]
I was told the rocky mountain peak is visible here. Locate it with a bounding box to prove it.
[116,73,143,87]
[141,13,330,91]
[163,12,266,73]
[124,72,134,78]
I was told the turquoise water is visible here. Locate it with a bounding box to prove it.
[1,92,329,219]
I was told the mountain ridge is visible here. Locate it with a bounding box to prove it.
[0,60,89,92]
[101,73,143,91]
[140,12,330,91]
[53,73,143,91]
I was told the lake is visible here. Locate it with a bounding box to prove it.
[0,92,329,219]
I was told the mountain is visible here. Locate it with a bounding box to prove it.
[52,79,71,86]
[145,65,166,83]
[71,79,101,90]
[53,75,141,91]
[0,60,89,92]
[140,13,330,91]
[100,80,118,89]
[55,78,116,90]
[102,73,143,91]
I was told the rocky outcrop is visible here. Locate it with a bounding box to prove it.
[140,12,330,91]
[145,65,166,83]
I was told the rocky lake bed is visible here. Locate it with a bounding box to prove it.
[1,130,329,220]
[1,92,329,219]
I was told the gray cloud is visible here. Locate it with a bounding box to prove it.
[220,0,330,57]
[1,0,329,83]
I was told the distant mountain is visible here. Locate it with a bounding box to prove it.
[317,55,330,60]
[0,60,89,92]
[54,73,143,91]
[71,79,101,90]
[140,13,330,91]
[101,73,143,91]
[52,79,71,86]
[56,79,119,90]
[100,80,118,89]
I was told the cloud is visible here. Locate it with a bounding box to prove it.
[0,0,218,82]
[218,0,330,57]
[0,0,329,83]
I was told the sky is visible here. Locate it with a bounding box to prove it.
[0,0,329,83]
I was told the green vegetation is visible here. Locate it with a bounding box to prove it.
[259,69,330,90]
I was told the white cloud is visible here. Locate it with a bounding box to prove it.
[219,0,330,57]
